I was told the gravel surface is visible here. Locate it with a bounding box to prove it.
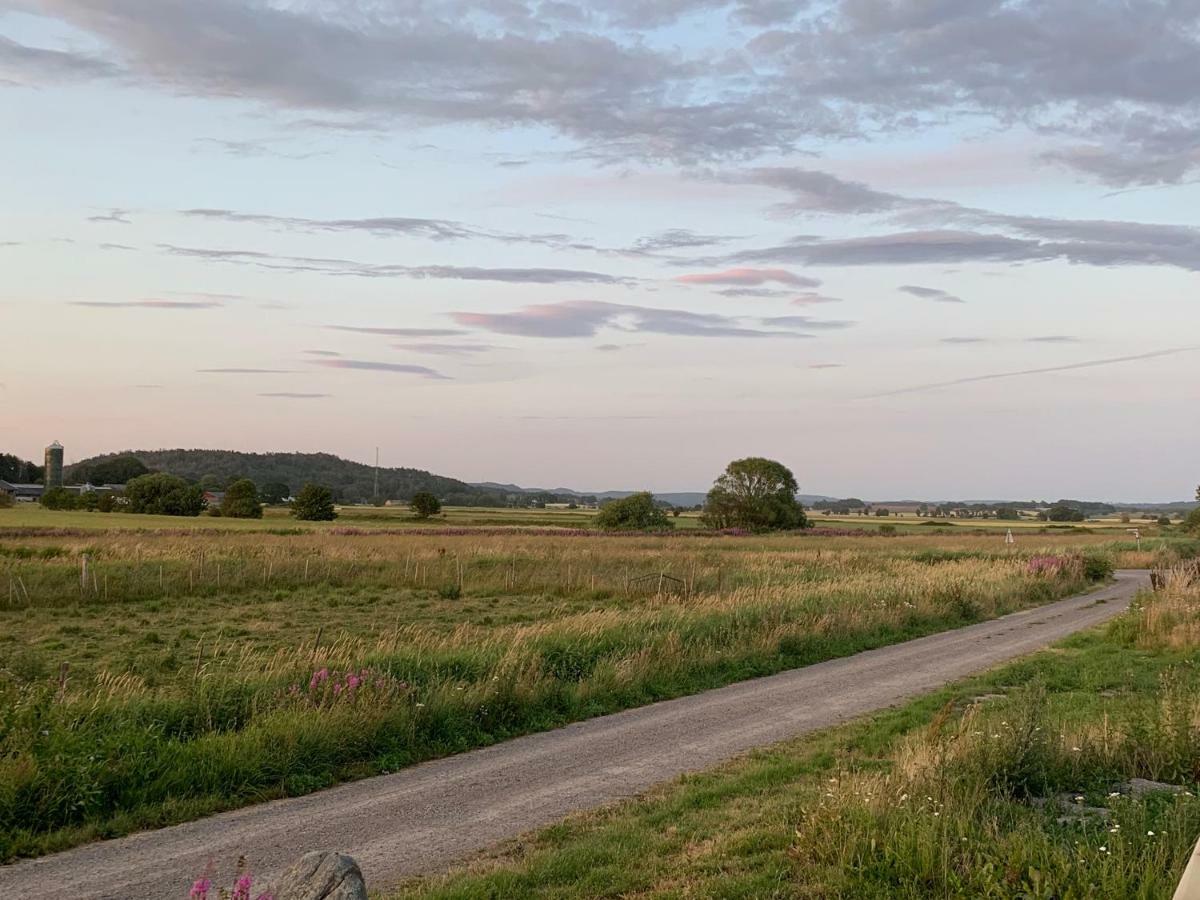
[0,571,1148,899]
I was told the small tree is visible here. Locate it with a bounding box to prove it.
[410,491,442,519]
[1047,504,1085,522]
[221,479,263,519]
[292,483,337,521]
[1185,506,1200,534]
[701,458,809,531]
[595,492,672,531]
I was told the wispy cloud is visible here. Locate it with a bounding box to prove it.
[1026,335,1081,343]
[900,285,965,304]
[760,315,855,330]
[312,359,450,379]
[809,363,844,369]
[451,300,819,339]
[159,244,630,284]
[258,392,331,399]
[675,267,820,288]
[326,325,467,337]
[198,368,295,374]
[391,343,498,356]
[86,208,131,225]
[864,347,1200,398]
[940,337,990,344]
[71,298,224,309]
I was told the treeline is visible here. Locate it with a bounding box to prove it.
[0,453,42,484]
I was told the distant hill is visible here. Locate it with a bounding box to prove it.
[67,449,499,505]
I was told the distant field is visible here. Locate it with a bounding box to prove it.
[0,515,1194,861]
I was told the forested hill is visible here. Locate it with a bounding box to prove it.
[66,449,493,505]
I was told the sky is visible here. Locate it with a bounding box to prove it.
[1,0,1198,501]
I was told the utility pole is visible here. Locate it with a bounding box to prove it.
[374,447,380,502]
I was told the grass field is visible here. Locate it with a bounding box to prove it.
[0,509,1195,864]
[394,570,1200,899]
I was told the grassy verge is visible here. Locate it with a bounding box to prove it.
[0,534,1134,862]
[393,572,1200,899]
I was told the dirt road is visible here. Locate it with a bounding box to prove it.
[0,571,1148,899]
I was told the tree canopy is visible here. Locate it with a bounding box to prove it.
[595,492,673,531]
[69,454,149,485]
[291,483,337,521]
[260,482,290,505]
[701,458,809,532]
[124,473,206,516]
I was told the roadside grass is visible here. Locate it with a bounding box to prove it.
[393,573,1200,900]
[0,530,1171,861]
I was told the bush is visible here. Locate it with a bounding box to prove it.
[410,491,442,519]
[0,491,12,509]
[595,492,673,531]
[1082,552,1115,581]
[291,483,337,521]
[1186,507,1200,534]
[220,479,263,519]
[39,487,77,511]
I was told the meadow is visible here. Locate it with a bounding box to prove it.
[0,506,1195,863]
[396,568,1200,899]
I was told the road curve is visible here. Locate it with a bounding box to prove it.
[1,571,1148,900]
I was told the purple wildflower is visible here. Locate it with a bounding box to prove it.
[189,878,211,900]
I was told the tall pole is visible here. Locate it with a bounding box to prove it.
[374,447,380,502]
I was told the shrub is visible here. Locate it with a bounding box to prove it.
[0,491,12,509]
[1082,552,1115,581]
[595,492,673,531]
[39,487,77,510]
[291,483,337,521]
[1185,507,1200,534]
[411,491,442,519]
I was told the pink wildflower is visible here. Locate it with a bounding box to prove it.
[232,873,254,900]
[189,878,211,900]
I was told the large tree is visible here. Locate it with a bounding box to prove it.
[701,458,809,532]
[70,454,149,485]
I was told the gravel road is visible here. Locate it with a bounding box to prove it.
[0,571,1148,899]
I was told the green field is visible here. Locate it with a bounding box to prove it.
[395,574,1200,899]
[0,510,1195,866]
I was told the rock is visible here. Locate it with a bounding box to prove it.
[271,851,367,900]
[1122,778,1189,797]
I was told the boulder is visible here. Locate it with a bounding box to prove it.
[1123,778,1189,797]
[271,851,367,900]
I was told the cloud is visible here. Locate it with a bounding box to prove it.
[900,285,965,304]
[391,343,499,356]
[792,292,843,306]
[198,368,294,374]
[303,349,342,357]
[325,325,468,337]
[14,0,1200,177]
[159,244,630,283]
[0,34,118,84]
[258,392,331,399]
[675,267,821,287]
[715,167,911,214]
[182,208,483,242]
[595,344,625,352]
[759,315,854,330]
[808,363,844,369]
[311,359,451,379]
[1027,335,1081,343]
[631,229,739,253]
[87,208,131,225]
[940,337,990,344]
[863,347,1200,398]
[730,231,1043,267]
[70,298,224,309]
[451,300,818,339]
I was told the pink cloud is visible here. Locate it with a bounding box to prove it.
[674,267,820,288]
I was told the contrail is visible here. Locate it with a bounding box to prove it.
[861,346,1200,399]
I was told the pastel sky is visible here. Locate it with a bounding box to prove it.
[2,0,1198,500]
